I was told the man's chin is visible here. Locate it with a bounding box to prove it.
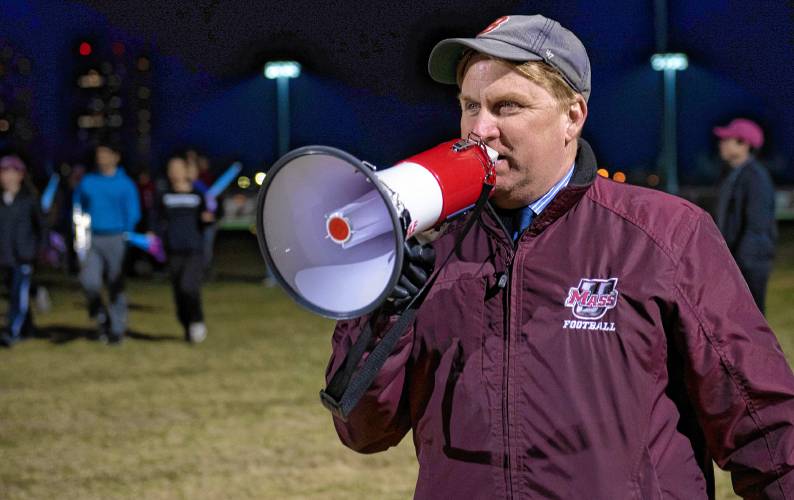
[490,189,522,210]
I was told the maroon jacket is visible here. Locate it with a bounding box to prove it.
[327,141,794,499]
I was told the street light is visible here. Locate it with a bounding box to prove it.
[651,52,688,194]
[264,61,301,158]
[650,53,688,71]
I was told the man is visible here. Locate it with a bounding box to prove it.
[73,143,140,344]
[325,15,794,499]
[713,118,777,313]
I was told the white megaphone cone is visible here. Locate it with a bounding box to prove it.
[256,137,497,319]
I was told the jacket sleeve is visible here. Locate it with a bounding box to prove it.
[325,312,414,453]
[674,211,794,499]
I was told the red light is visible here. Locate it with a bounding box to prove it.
[112,42,125,57]
[79,42,92,56]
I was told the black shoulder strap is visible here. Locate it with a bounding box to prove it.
[320,183,493,421]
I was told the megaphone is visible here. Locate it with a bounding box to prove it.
[256,137,497,319]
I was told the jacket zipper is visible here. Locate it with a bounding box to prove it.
[502,253,516,500]
[484,203,517,499]
[501,250,517,499]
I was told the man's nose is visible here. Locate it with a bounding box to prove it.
[470,111,498,142]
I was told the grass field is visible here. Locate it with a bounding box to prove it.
[1,226,792,500]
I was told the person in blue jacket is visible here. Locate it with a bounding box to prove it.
[73,143,140,344]
[0,155,45,347]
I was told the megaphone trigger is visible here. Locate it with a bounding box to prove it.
[383,238,436,315]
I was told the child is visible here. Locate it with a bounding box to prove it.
[0,155,44,347]
[157,156,213,343]
[74,143,140,344]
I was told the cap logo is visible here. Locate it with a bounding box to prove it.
[479,16,509,36]
[545,49,555,59]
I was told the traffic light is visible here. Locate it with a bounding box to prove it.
[78,41,92,57]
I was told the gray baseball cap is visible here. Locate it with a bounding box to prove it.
[428,15,591,101]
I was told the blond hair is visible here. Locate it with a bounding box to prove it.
[456,50,578,112]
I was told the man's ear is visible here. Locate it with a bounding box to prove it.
[565,95,588,144]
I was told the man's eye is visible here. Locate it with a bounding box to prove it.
[463,102,480,113]
[497,101,519,112]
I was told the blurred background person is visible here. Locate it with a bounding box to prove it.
[713,118,777,313]
[156,155,212,343]
[185,149,209,194]
[196,153,220,275]
[135,170,157,235]
[124,169,161,277]
[73,143,140,344]
[0,154,45,347]
[196,153,215,188]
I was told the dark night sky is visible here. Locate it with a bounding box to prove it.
[2,0,793,184]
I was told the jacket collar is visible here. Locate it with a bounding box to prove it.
[480,138,598,244]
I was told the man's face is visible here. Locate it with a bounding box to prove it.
[459,57,572,209]
[0,168,23,193]
[96,146,119,173]
[718,137,750,167]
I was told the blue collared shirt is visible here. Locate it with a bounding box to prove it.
[513,162,575,240]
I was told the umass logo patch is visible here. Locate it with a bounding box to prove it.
[564,278,619,320]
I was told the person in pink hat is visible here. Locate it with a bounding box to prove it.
[713,118,777,313]
[0,154,45,347]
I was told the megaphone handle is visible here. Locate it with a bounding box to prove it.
[321,183,493,421]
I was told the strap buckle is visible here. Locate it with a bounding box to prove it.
[319,389,347,421]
